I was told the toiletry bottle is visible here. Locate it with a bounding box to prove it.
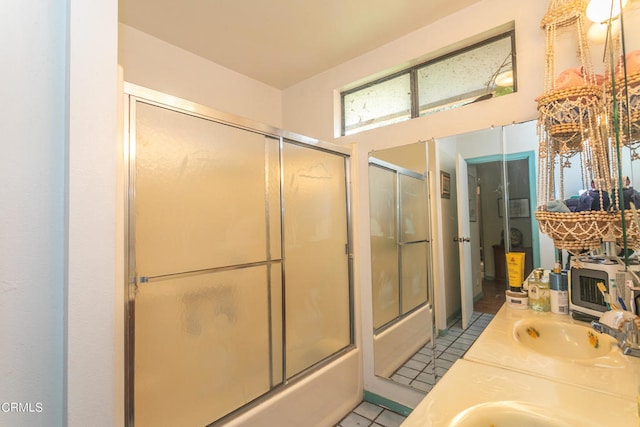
[528,268,551,312]
[506,252,526,293]
[527,269,540,309]
[549,263,569,315]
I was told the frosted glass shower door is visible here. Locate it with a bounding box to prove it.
[369,164,399,329]
[134,104,281,276]
[369,162,430,329]
[131,101,282,426]
[133,266,281,426]
[283,142,351,378]
[399,174,429,314]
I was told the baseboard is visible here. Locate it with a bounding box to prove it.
[363,390,413,417]
[473,292,484,303]
[446,310,461,327]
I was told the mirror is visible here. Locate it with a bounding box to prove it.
[362,3,640,397]
[367,121,553,393]
[612,3,640,255]
[361,1,640,401]
[367,142,435,389]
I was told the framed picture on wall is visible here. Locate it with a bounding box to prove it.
[440,171,451,199]
[498,197,530,218]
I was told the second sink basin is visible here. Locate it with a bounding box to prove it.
[513,318,618,361]
[448,402,577,427]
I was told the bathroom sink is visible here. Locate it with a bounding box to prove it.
[448,402,579,427]
[400,358,639,427]
[513,319,617,361]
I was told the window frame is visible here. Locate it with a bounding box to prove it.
[340,29,517,136]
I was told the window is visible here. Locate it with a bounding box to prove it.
[418,34,515,115]
[341,30,516,136]
[343,74,412,135]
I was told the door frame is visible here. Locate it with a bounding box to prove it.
[465,150,540,272]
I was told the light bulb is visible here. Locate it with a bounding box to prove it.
[495,70,514,87]
[587,18,622,44]
[586,0,628,23]
[587,22,609,43]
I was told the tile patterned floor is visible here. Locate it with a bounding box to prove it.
[389,312,495,393]
[335,401,407,427]
[334,311,495,427]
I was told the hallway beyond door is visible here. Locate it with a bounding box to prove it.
[473,279,506,314]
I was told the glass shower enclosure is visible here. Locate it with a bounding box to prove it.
[124,87,353,426]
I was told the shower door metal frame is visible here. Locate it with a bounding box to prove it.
[368,157,432,334]
[122,83,354,426]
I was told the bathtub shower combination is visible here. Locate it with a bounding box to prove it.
[124,85,354,426]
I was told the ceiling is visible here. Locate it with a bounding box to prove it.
[119,0,480,89]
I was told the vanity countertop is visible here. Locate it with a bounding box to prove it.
[400,305,640,426]
[464,305,640,400]
[399,358,637,427]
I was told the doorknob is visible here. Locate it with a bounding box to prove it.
[453,237,471,243]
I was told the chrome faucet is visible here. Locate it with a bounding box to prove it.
[591,318,640,358]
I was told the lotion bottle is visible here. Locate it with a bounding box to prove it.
[549,263,569,315]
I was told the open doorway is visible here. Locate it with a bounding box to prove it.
[432,121,541,333]
[470,155,536,314]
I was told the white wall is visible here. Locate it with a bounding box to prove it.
[118,24,283,128]
[282,0,546,143]
[370,142,426,174]
[2,1,118,426]
[67,1,119,425]
[2,2,66,425]
[438,142,462,321]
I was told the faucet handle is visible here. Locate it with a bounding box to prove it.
[623,317,639,345]
[590,321,622,340]
[624,317,638,330]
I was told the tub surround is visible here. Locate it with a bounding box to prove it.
[400,305,640,426]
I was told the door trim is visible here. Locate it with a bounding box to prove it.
[464,150,539,269]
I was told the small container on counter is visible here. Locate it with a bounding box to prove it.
[505,289,528,309]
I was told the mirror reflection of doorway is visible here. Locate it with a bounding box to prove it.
[470,156,534,314]
[436,124,540,333]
